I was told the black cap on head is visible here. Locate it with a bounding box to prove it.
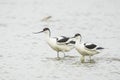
[74,33,81,37]
[43,28,50,31]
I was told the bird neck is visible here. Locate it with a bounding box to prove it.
[45,30,51,40]
[75,38,82,44]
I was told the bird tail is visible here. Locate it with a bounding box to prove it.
[96,47,104,50]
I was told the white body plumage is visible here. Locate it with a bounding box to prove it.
[46,36,74,52]
[35,28,75,58]
[75,42,100,56]
[74,33,104,63]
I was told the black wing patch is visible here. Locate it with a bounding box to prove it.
[69,41,75,44]
[57,36,69,43]
[84,43,97,49]
[66,41,76,45]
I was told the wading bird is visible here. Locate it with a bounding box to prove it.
[34,28,75,59]
[73,33,104,63]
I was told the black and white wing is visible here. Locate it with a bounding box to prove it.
[84,42,104,50]
[65,38,76,45]
[57,36,69,43]
[84,43,97,50]
[56,36,75,45]
[56,36,70,45]
[66,40,76,44]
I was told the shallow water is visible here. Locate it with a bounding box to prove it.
[0,0,120,80]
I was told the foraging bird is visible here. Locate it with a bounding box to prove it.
[34,28,75,59]
[73,33,104,63]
